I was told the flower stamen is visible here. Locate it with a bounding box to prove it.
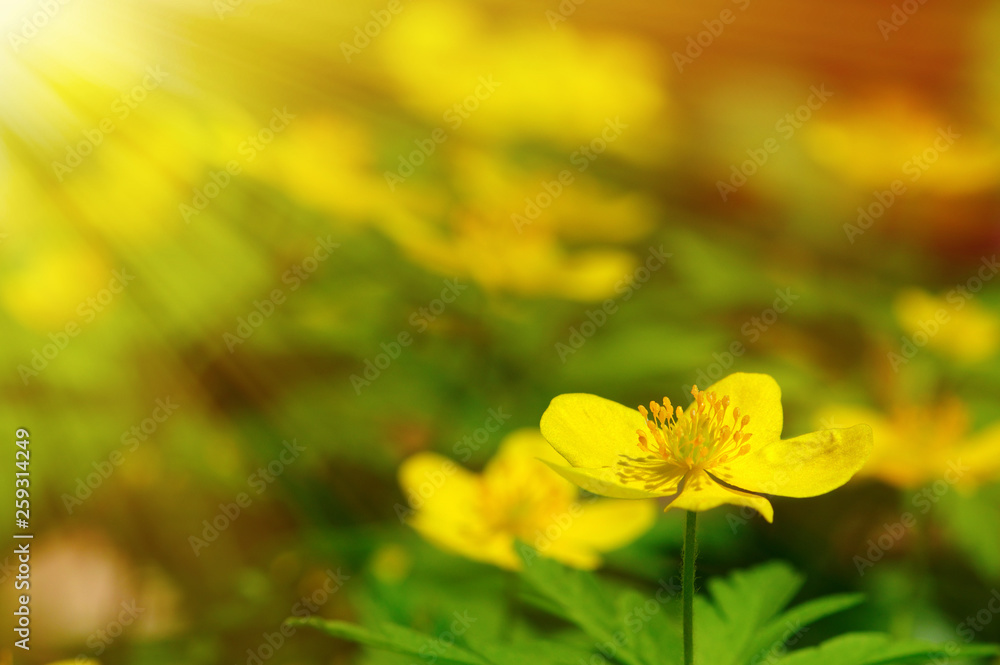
[613,385,755,487]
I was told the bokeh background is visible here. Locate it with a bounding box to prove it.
[2,0,1000,662]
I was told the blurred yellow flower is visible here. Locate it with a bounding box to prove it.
[383,207,638,302]
[540,373,873,522]
[242,112,387,222]
[377,0,669,160]
[379,147,655,301]
[819,397,1000,490]
[398,429,656,570]
[802,94,1000,195]
[893,288,1000,364]
[369,543,412,584]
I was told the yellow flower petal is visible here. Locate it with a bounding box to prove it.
[894,289,1000,363]
[668,471,774,522]
[697,373,784,445]
[817,405,925,487]
[540,460,680,499]
[398,452,480,523]
[535,543,601,570]
[399,431,656,570]
[400,453,522,568]
[960,423,1000,485]
[540,393,646,468]
[556,499,658,553]
[483,429,578,508]
[418,524,520,570]
[486,427,574,473]
[715,424,873,498]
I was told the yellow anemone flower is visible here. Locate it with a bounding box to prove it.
[398,429,656,570]
[539,373,873,522]
[893,289,1000,364]
[819,397,1000,490]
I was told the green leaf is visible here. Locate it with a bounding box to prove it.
[938,485,1000,580]
[289,615,612,665]
[470,639,599,665]
[615,589,683,665]
[745,593,864,663]
[773,632,1000,665]
[286,617,488,665]
[516,546,646,665]
[694,561,804,665]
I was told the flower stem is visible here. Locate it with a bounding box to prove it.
[682,510,698,665]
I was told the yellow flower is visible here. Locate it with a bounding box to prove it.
[382,207,638,302]
[540,373,873,522]
[893,289,1000,364]
[377,0,670,158]
[377,147,653,302]
[398,429,656,570]
[819,397,1000,490]
[801,94,1000,195]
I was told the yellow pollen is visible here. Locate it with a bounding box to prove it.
[614,385,754,487]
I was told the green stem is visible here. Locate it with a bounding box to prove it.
[683,510,698,665]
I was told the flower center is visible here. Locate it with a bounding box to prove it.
[613,385,754,488]
[480,468,572,538]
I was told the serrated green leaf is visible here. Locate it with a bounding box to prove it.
[286,617,488,665]
[289,616,618,665]
[516,547,645,665]
[695,561,804,665]
[615,589,683,665]
[743,593,864,664]
[774,632,999,665]
[470,638,598,665]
